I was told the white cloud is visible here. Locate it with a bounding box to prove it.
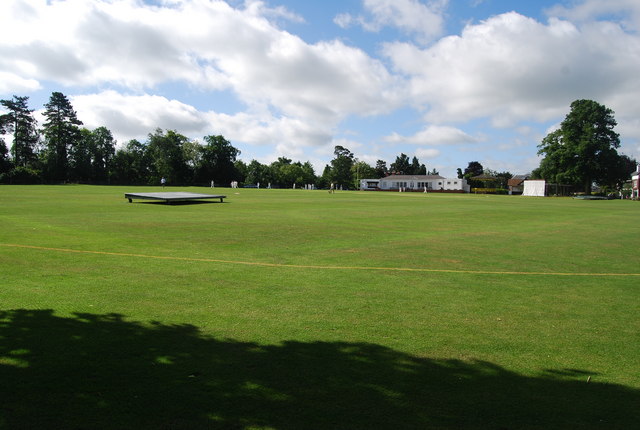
[3,0,639,172]
[546,0,640,32]
[383,11,640,130]
[0,0,399,117]
[384,125,478,145]
[335,0,447,44]
[333,13,354,29]
[415,148,440,159]
[207,111,334,149]
[0,0,403,156]
[71,90,340,164]
[0,71,41,93]
[71,91,209,143]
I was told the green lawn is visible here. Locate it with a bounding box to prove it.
[1,185,639,429]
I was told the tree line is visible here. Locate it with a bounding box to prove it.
[0,92,442,188]
[0,93,248,186]
[3,94,633,192]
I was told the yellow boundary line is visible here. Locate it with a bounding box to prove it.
[2,243,639,277]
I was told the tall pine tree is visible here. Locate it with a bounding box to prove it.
[41,92,83,182]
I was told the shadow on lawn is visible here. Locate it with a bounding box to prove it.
[1,309,638,429]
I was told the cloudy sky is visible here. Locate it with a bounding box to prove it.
[1,0,639,176]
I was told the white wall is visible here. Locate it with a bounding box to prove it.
[378,178,468,191]
[523,180,546,197]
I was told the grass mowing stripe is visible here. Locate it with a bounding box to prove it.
[3,242,640,277]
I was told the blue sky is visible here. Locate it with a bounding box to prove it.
[1,0,639,177]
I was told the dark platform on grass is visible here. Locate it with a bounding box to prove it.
[125,192,226,204]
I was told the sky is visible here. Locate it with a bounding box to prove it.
[1,0,640,177]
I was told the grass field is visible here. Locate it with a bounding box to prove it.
[1,185,639,429]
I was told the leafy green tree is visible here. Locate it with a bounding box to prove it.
[602,154,638,192]
[459,161,484,188]
[329,145,354,189]
[41,92,83,182]
[495,171,513,189]
[463,161,483,178]
[270,157,292,187]
[318,164,332,189]
[111,139,150,185]
[482,168,512,189]
[270,157,315,188]
[537,99,621,194]
[182,139,202,183]
[234,159,248,184]
[147,129,190,185]
[246,160,274,186]
[196,134,240,186]
[300,161,317,185]
[279,163,305,187]
[70,127,115,183]
[352,161,377,188]
[0,95,39,169]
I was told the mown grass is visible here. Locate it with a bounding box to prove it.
[1,185,639,429]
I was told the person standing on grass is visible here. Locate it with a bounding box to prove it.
[161,177,166,189]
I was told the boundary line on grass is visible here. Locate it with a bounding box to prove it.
[2,243,640,277]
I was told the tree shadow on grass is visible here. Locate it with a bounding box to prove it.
[1,309,637,429]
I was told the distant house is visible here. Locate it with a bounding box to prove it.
[632,164,640,199]
[508,175,530,195]
[376,175,470,192]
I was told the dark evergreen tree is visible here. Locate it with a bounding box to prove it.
[69,128,94,182]
[390,153,410,175]
[0,137,11,181]
[90,126,116,183]
[409,156,426,175]
[374,160,388,178]
[41,92,83,182]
